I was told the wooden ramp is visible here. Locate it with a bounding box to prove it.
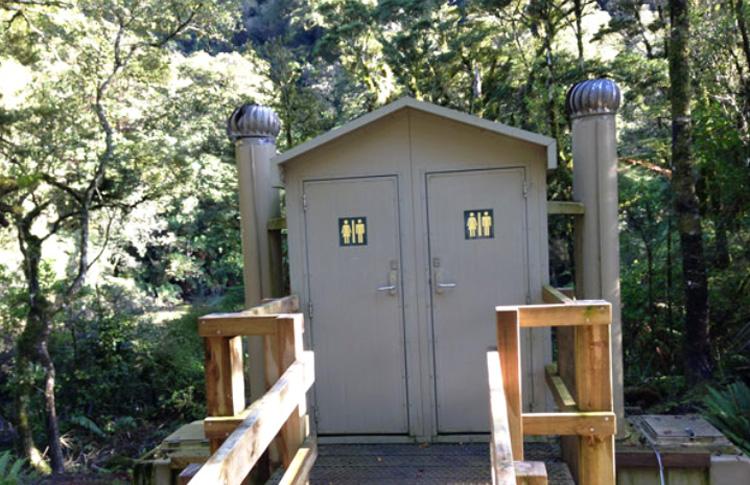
[292,443,574,485]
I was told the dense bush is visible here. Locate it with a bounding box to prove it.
[0,281,245,470]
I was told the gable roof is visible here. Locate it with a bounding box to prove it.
[273,97,557,169]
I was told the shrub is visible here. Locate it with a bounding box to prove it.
[702,381,750,455]
[0,450,38,484]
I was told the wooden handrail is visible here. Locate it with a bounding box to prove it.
[544,364,576,412]
[541,284,573,304]
[189,353,314,484]
[488,350,550,485]
[487,350,516,484]
[492,289,615,485]
[187,295,316,485]
[496,302,611,327]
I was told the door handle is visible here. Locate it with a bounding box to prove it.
[434,268,457,294]
[377,267,398,296]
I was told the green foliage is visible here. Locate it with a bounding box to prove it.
[703,382,750,455]
[0,450,37,484]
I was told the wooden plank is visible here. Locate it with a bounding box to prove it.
[615,448,711,469]
[541,285,573,304]
[574,323,615,485]
[198,296,301,337]
[496,302,611,328]
[514,461,548,485]
[547,200,585,215]
[189,356,314,485]
[522,412,615,436]
[486,351,517,485]
[496,310,523,460]
[199,315,279,337]
[544,364,577,412]
[204,336,245,449]
[277,439,317,485]
[204,407,252,441]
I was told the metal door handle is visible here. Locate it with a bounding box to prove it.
[434,267,456,294]
[437,282,457,289]
[377,266,399,295]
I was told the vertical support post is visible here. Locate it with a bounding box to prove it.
[496,309,523,460]
[575,324,615,484]
[227,105,282,402]
[567,78,624,435]
[265,315,306,467]
[204,336,245,452]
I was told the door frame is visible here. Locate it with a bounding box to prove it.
[422,166,533,437]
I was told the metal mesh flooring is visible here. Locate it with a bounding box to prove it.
[306,442,575,484]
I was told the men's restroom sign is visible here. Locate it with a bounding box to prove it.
[464,209,494,239]
[339,217,368,246]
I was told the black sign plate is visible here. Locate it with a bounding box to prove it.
[339,217,367,246]
[464,209,494,240]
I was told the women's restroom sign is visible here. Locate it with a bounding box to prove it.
[464,209,494,239]
[339,217,368,246]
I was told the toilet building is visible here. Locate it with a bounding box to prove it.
[275,98,557,440]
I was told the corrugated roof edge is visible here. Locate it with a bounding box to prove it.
[272,97,558,170]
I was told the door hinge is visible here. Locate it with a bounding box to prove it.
[302,193,308,211]
[522,179,529,198]
[307,300,314,320]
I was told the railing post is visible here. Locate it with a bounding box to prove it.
[265,314,306,467]
[496,308,523,460]
[204,336,245,452]
[574,324,615,484]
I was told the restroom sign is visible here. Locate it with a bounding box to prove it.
[464,209,494,239]
[339,217,368,246]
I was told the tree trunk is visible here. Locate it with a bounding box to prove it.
[573,0,585,68]
[666,212,674,333]
[16,226,65,473]
[668,0,713,383]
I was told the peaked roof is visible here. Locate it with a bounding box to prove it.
[273,97,557,169]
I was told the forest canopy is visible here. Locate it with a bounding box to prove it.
[1,0,749,478]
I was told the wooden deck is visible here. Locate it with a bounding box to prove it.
[295,442,574,484]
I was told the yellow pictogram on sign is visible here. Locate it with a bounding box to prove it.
[339,217,367,246]
[464,209,493,239]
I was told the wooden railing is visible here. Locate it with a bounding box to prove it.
[488,285,616,485]
[180,296,316,484]
[487,352,548,485]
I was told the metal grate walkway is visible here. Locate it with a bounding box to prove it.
[307,442,575,484]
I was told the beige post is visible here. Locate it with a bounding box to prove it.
[227,104,281,401]
[567,79,625,435]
